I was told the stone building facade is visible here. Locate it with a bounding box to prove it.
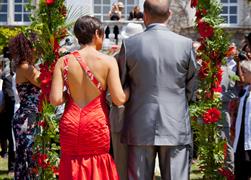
[0,0,250,45]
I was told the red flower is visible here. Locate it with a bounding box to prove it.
[202,108,221,124]
[198,20,214,38]
[212,67,223,93]
[212,86,222,93]
[205,91,213,100]
[32,167,39,175]
[191,0,198,8]
[38,120,46,127]
[52,166,59,175]
[46,0,55,5]
[195,9,207,20]
[225,46,237,57]
[218,168,235,180]
[37,153,50,169]
[210,51,218,60]
[198,61,210,79]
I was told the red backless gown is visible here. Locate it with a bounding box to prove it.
[59,51,119,180]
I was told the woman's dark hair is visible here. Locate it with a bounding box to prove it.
[242,44,249,52]
[246,33,251,47]
[8,32,34,66]
[74,16,104,45]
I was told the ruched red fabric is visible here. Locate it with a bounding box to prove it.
[59,52,119,180]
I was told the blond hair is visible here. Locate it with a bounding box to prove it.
[240,60,251,73]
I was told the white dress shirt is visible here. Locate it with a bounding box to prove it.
[234,85,251,152]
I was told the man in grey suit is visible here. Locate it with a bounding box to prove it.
[117,0,198,179]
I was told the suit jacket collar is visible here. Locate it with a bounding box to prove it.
[145,23,169,32]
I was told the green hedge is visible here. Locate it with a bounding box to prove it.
[0,27,22,53]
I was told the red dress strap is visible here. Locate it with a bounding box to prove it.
[72,51,104,92]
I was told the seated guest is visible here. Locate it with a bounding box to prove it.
[128,6,143,20]
[109,3,121,20]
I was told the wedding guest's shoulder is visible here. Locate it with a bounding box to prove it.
[99,53,117,67]
[99,52,116,62]
[171,31,192,43]
[18,63,36,73]
[54,54,73,69]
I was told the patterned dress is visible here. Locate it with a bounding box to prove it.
[13,82,40,179]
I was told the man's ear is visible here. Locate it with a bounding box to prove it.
[168,9,172,20]
[143,11,149,26]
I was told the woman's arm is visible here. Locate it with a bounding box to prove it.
[50,58,65,106]
[107,57,129,106]
[24,64,40,88]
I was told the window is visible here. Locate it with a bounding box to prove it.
[93,0,139,21]
[0,0,33,26]
[14,0,31,23]
[0,0,8,23]
[221,0,238,25]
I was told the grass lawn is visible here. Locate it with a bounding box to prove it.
[0,157,203,180]
[0,157,13,180]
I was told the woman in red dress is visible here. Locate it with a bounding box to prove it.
[50,16,129,180]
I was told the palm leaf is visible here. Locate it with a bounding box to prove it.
[66,5,90,28]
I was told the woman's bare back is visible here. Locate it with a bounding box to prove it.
[65,49,111,108]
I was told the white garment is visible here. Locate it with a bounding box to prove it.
[12,74,20,113]
[0,79,4,111]
[233,85,251,152]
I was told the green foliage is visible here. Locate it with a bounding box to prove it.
[0,27,22,53]
[27,0,67,178]
[191,0,231,178]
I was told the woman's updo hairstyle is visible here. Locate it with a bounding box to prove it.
[74,16,104,45]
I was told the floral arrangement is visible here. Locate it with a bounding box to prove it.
[190,0,230,178]
[26,0,68,178]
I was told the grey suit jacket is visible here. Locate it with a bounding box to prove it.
[117,24,198,146]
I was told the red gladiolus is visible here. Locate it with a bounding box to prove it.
[205,91,213,100]
[198,61,209,79]
[32,167,39,175]
[53,39,60,60]
[191,0,198,8]
[226,46,237,57]
[210,51,218,60]
[195,9,207,20]
[202,108,221,124]
[218,168,235,180]
[46,0,55,5]
[198,20,214,38]
[38,121,46,127]
[52,166,59,175]
[212,68,223,93]
[212,85,222,93]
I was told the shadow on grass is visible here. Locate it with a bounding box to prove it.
[0,170,8,175]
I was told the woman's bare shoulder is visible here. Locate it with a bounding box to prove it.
[18,63,29,70]
[98,52,116,65]
[56,54,75,67]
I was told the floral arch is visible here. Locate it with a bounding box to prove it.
[26,0,230,178]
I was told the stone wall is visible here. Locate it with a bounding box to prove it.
[180,26,251,48]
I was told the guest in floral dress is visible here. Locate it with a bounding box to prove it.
[9,32,40,179]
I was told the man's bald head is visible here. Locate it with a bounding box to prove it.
[143,0,170,23]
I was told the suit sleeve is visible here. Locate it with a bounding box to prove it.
[186,41,198,102]
[117,41,128,87]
